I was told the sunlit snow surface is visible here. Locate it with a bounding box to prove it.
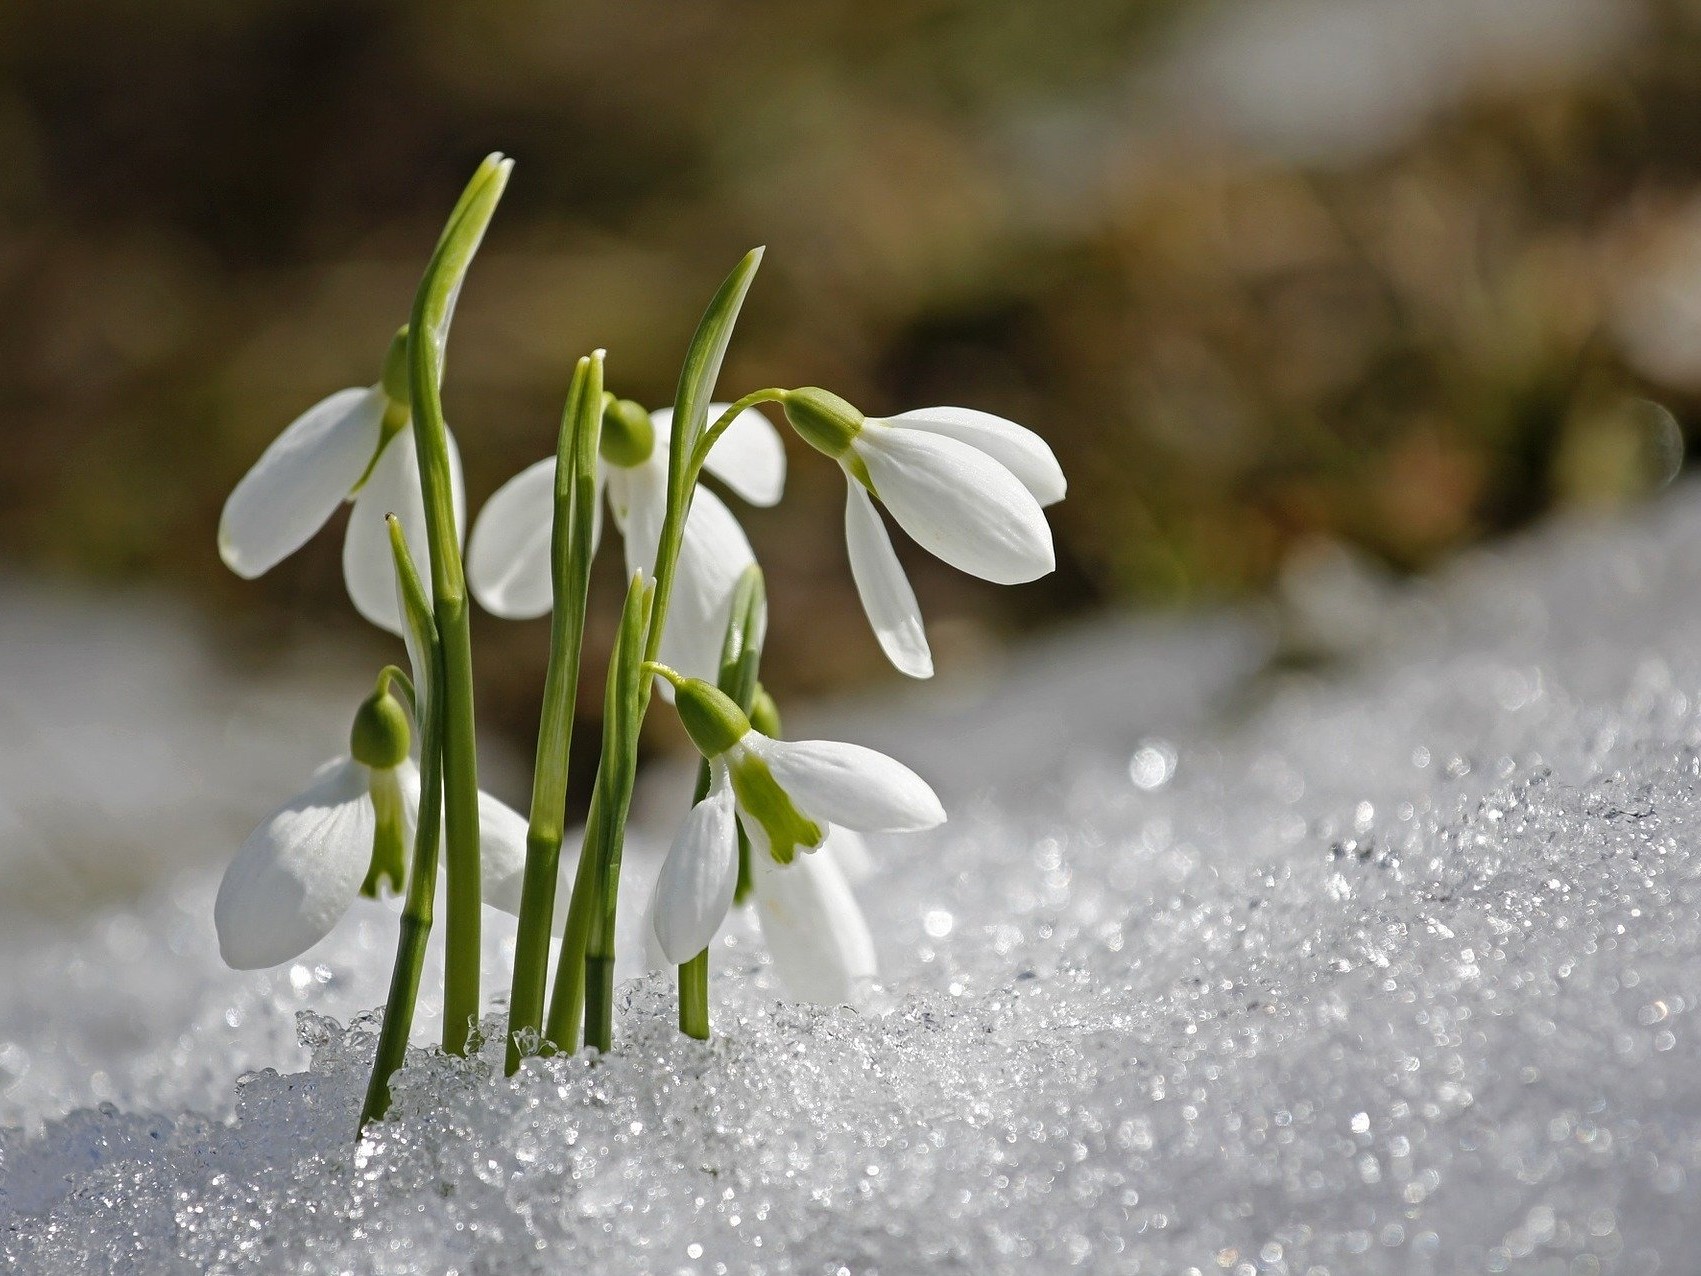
[10,490,1701,1273]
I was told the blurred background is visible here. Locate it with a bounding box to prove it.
[3,0,1700,903]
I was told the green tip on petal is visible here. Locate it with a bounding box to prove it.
[361,769,409,898]
[728,750,822,864]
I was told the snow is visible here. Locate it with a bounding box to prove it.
[9,486,1701,1271]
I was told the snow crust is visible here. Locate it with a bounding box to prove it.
[9,488,1701,1272]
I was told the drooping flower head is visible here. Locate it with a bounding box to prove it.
[647,672,944,967]
[780,388,1065,679]
[217,326,466,636]
[214,677,531,970]
[466,396,784,685]
[643,823,877,1007]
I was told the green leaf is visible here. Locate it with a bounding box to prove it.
[717,564,767,711]
[528,349,604,841]
[505,348,607,1074]
[407,153,513,601]
[419,153,513,361]
[667,247,765,475]
[386,515,441,702]
[705,565,766,905]
[589,571,655,950]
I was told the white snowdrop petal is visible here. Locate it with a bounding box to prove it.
[477,787,548,920]
[660,402,786,507]
[613,456,668,585]
[214,759,375,969]
[856,427,1054,585]
[738,805,775,866]
[821,824,876,885]
[758,737,946,832]
[652,768,741,963]
[752,847,876,1006]
[219,386,386,579]
[467,457,556,619]
[394,757,423,841]
[844,482,933,679]
[344,426,467,635]
[659,485,758,685]
[642,879,671,973]
[401,760,577,934]
[885,406,1066,506]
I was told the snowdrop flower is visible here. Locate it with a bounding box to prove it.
[748,827,877,1004]
[217,327,465,636]
[647,672,943,965]
[641,824,877,1005]
[780,388,1065,679]
[467,397,784,684]
[214,684,530,970]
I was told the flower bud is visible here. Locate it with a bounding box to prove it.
[673,677,750,759]
[600,397,657,468]
[349,688,412,770]
[782,387,863,459]
[750,684,782,738]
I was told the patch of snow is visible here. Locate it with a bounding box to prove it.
[9,486,1701,1270]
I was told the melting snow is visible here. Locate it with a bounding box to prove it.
[8,487,1701,1271]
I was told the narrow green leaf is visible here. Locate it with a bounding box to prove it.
[645,248,765,669]
[386,516,440,701]
[582,571,654,1052]
[406,154,511,1056]
[667,246,765,474]
[362,520,446,1129]
[596,572,654,910]
[417,153,513,369]
[506,349,605,1073]
[718,564,767,712]
[534,350,603,841]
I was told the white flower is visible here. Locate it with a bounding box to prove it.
[641,824,878,1006]
[466,400,783,684]
[748,827,878,1005]
[784,390,1065,679]
[218,380,466,637]
[214,758,533,971]
[648,679,944,965]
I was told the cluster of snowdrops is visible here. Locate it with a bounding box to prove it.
[211,156,1065,1128]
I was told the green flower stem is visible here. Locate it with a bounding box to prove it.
[689,388,788,476]
[583,574,652,1053]
[677,565,767,1039]
[645,248,765,671]
[408,153,513,1055]
[360,519,444,1132]
[678,952,710,1038]
[505,350,605,1075]
[373,664,417,717]
[566,248,764,1056]
[543,781,604,1052]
